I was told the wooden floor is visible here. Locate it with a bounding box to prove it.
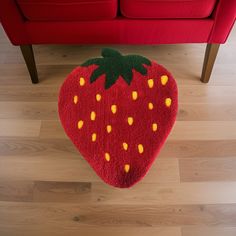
[0,25,236,236]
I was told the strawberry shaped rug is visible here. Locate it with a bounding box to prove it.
[58,48,178,188]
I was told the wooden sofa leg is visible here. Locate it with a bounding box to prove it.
[20,45,39,84]
[201,43,220,83]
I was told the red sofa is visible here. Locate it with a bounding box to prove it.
[0,0,235,83]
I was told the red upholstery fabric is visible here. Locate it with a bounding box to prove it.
[209,0,236,43]
[120,0,217,19]
[16,0,117,21]
[23,20,213,45]
[0,0,28,45]
[0,0,235,45]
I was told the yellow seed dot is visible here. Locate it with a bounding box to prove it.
[152,123,158,132]
[124,164,130,173]
[128,117,134,126]
[111,105,117,114]
[106,125,112,133]
[132,91,138,100]
[138,144,144,154]
[73,95,78,104]
[148,102,154,110]
[90,111,96,121]
[123,142,128,151]
[79,77,85,86]
[161,75,168,85]
[165,98,172,107]
[105,153,110,162]
[77,120,84,129]
[148,79,154,88]
[92,133,96,142]
[96,94,102,102]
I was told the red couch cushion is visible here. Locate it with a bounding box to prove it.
[16,0,117,21]
[120,0,217,19]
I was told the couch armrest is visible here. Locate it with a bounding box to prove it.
[208,0,236,43]
[0,0,28,45]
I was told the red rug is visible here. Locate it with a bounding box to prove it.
[58,48,178,188]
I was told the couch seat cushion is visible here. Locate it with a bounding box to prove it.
[120,0,217,19]
[16,0,117,21]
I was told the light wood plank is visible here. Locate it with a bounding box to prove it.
[40,120,67,139]
[0,156,179,183]
[0,181,33,202]
[159,140,236,158]
[33,181,91,203]
[0,120,41,137]
[178,85,236,104]
[90,182,236,205]
[179,158,236,182]
[0,102,58,120]
[182,227,236,236]
[1,202,236,227]
[3,180,236,206]
[178,103,236,121]
[31,181,236,205]
[0,64,75,86]
[0,85,59,102]
[0,227,181,236]
[170,121,236,140]
[0,138,78,157]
